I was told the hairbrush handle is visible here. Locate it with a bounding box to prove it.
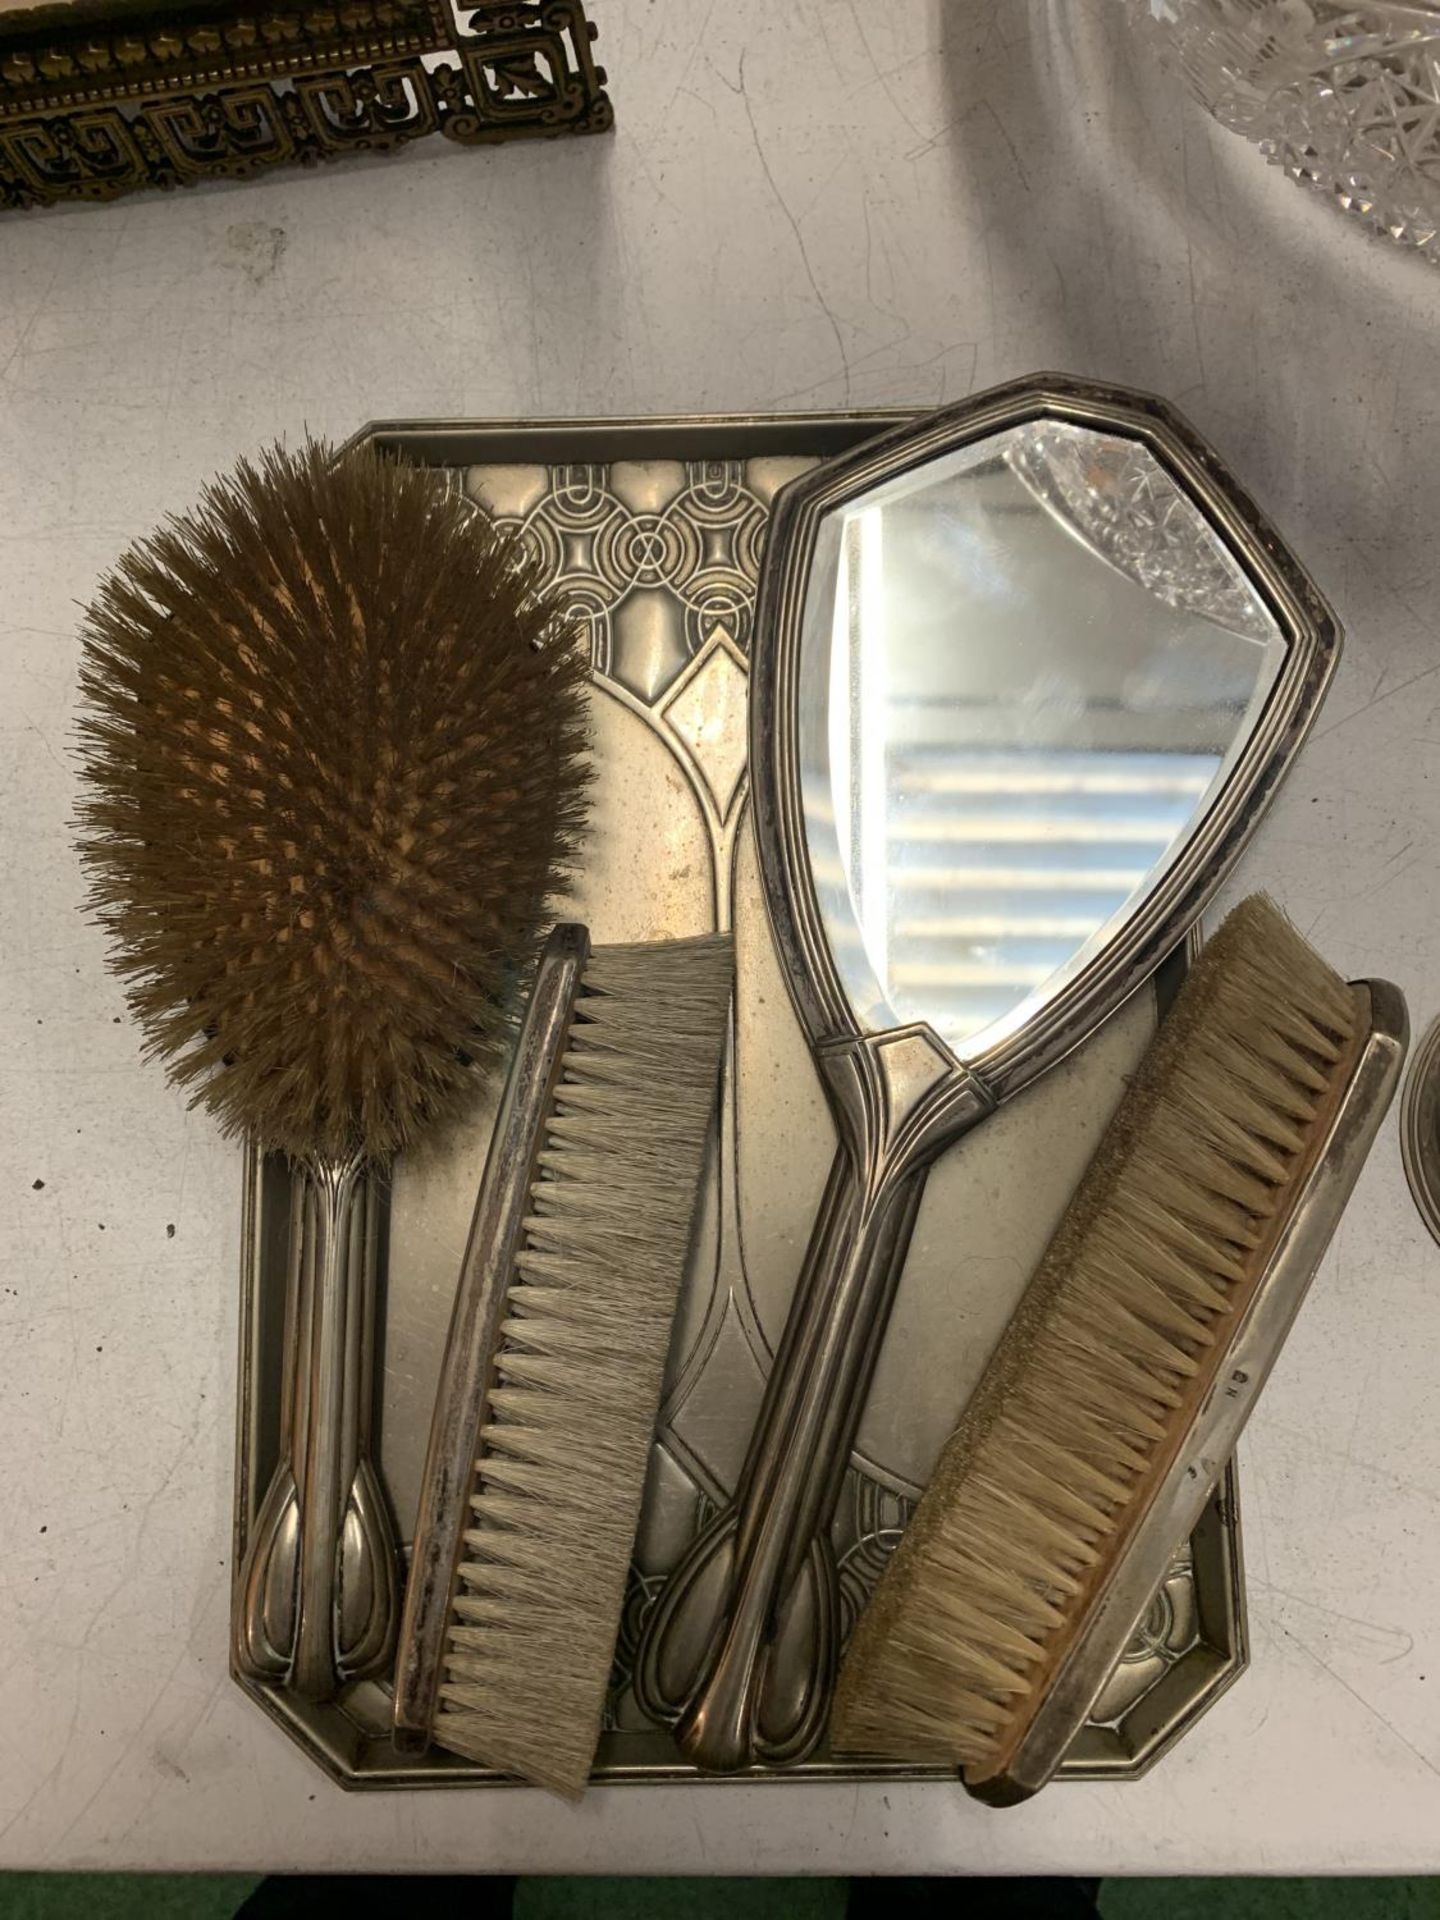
[635,1144,929,1771]
[233,1151,399,1702]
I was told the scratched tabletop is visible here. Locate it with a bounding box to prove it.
[2,0,1438,1877]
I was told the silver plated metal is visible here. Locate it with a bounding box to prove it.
[233,1149,399,1701]
[1402,1014,1440,1248]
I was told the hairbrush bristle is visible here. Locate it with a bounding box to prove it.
[431,933,733,1798]
[831,895,1362,1779]
[75,439,589,1163]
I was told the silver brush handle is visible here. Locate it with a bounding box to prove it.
[636,1145,928,1771]
[394,925,590,1746]
[233,1151,399,1702]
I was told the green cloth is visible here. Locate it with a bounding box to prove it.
[0,1874,1438,1918]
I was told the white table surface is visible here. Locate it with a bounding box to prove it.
[4,0,1440,1878]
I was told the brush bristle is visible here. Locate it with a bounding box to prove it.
[432,933,732,1798]
[831,895,1361,1777]
[75,440,589,1163]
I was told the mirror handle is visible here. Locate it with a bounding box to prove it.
[635,1145,927,1771]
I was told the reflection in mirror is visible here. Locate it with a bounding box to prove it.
[798,419,1287,1056]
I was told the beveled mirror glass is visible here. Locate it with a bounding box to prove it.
[797,420,1286,1055]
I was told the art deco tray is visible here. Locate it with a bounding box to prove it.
[232,410,1247,1788]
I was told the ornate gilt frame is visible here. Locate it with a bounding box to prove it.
[0,0,609,208]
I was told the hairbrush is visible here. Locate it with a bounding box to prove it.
[394,923,732,1797]
[75,439,589,1702]
[831,896,1405,1800]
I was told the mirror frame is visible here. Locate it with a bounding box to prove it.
[750,372,1340,1102]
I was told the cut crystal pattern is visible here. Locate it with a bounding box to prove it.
[1131,0,1440,261]
[1010,420,1275,642]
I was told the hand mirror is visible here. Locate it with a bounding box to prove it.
[635,374,1338,1771]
